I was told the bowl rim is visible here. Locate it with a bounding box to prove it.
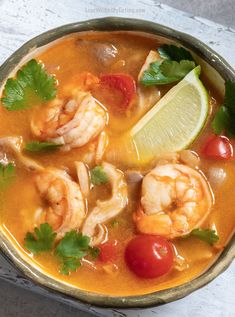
[0,16,234,309]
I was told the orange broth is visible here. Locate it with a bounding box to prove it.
[0,31,234,296]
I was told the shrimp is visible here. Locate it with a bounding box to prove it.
[82,162,128,246]
[34,168,86,239]
[0,136,86,237]
[134,164,213,239]
[31,74,107,151]
[0,137,86,238]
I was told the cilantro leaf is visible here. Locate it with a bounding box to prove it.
[160,60,195,79]
[188,228,219,245]
[141,44,196,86]
[24,223,57,254]
[158,44,195,62]
[224,80,235,111]
[90,166,109,185]
[212,81,235,135]
[141,60,195,86]
[0,162,15,190]
[56,231,90,259]
[88,246,100,259]
[24,225,98,274]
[212,106,231,135]
[1,59,57,110]
[141,61,172,86]
[60,257,81,275]
[25,141,62,152]
[56,231,98,274]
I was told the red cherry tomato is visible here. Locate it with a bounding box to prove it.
[125,235,174,278]
[202,135,233,159]
[98,240,118,263]
[100,73,136,111]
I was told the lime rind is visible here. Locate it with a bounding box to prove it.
[131,67,209,162]
[181,66,209,148]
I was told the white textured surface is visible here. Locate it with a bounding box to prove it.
[0,1,234,317]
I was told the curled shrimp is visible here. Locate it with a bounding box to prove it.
[0,136,86,239]
[35,168,86,239]
[134,164,213,239]
[31,74,108,151]
[82,162,128,246]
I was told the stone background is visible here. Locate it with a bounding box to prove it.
[158,0,235,27]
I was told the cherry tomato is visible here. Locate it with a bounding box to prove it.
[125,235,174,278]
[98,240,118,263]
[100,73,136,111]
[202,135,233,159]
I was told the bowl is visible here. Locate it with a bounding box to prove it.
[0,17,234,308]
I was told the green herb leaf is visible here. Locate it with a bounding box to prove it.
[212,106,231,135]
[141,60,195,86]
[1,59,57,110]
[188,228,219,245]
[90,166,109,185]
[224,80,235,111]
[212,81,235,135]
[141,44,196,86]
[60,258,81,275]
[24,223,57,254]
[141,61,171,86]
[158,44,195,62]
[25,141,62,152]
[56,231,90,259]
[88,246,100,259]
[160,60,195,79]
[0,162,15,190]
[56,231,98,274]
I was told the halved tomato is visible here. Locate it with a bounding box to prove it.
[100,73,136,111]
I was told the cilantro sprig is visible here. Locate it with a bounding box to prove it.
[90,166,109,185]
[1,59,57,110]
[141,44,196,86]
[25,141,62,152]
[56,231,99,275]
[24,223,57,254]
[187,228,219,245]
[0,162,15,190]
[212,81,235,135]
[24,225,99,275]
[158,44,195,62]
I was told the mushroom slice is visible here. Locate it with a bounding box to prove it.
[82,162,128,245]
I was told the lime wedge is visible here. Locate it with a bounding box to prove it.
[131,66,208,162]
